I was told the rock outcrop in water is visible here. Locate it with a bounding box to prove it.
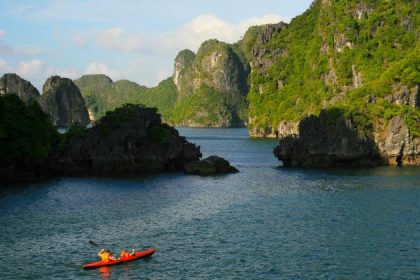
[0,73,40,104]
[185,155,239,176]
[0,89,239,183]
[374,116,420,166]
[39,76,90,127]
[50,104,202,176]
[274,109,382,167]
[274,109,419,167]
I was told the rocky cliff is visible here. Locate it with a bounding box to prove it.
[50,104,202,176]
[0,94,238,183]
[274,109,382,167]
[374,115,420,166]
[75,40,250,128]
[247,0,419,166]
[274,109,420,167]
[0,73,40,104]
[168,39,249,127]
[39,76,90,127]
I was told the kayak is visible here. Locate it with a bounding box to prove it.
[83,248,156,269]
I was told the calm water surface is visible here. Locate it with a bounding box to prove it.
[0,128,419,279]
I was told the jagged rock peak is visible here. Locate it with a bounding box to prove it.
[255,22,288,46]
[173,49,195,88]
[40,75,90,127]
[0,73,40,104]
[195,39,249,94]
[43,75,75,94]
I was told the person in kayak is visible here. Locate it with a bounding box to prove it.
[98,249,118,262]
[119,249,135,259]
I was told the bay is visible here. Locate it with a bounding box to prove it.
[0,128,419,279]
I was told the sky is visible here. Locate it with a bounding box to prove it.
[0,0,313,90]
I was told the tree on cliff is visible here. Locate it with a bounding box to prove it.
[0,94,59,163]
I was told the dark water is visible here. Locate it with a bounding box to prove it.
[0,128,419,279]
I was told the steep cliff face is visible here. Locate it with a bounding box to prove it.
[248,0,419,165]
[0,73,40,104]
[375,116,420,166]
[39,76,90,127]
[169,39,249,127]
[274,110,382,167]
[173,49,196,95]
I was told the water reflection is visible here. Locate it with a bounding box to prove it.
[99,266,110,280]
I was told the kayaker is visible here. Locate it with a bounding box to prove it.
[98,249,118,261]
[119,249,135,259]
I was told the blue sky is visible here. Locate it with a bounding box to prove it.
[0,0,313,90]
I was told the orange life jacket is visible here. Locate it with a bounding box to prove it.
[120,251,130,259]
[99,251,111,262]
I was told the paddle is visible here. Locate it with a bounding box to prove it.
[89,240,99,247]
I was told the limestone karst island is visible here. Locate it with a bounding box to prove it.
[0,0,419,279]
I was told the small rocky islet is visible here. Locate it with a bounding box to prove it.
[0,75,238,183]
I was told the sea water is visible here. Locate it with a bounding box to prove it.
[0,128,419,279]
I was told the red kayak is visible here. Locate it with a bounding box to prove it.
[83,248,156,269]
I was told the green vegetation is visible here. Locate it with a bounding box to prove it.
[147,126,172,144]
[0,95,59,162]
[248,0,419,135]
[236,25,263,61]
[169,85,247,126]
[76,38,250,127]
[171,39,249,126]
[75,0,418,132]
[75,75,177,122]
[74,74,149,119]
[95,103,148,137]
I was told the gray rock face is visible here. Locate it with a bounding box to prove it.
[274,109,420,167]
[171,40,249,127]
[249,119,299,138]
[53,104,201,176]
[0,73,40,104]
[274,109,383,167]
[251,22,288,70]
[173,49,196,93]
[196,41,249,95]
[375,116,420,166]
[39,76,90,127]
[385,84,419,108]
[184,155,238,176]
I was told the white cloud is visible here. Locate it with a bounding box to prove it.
[3,59,81,90]
[72,34,87,47]
[97,27,142,52]
[148,14,288,54]
[0,58,12,72]
[1,13,289,89]
[88,13,288,86]
[16,59,45,78]
[94,14,288,57]
[0,43,42,57]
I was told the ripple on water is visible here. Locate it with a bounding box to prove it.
[0,128,419,279]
